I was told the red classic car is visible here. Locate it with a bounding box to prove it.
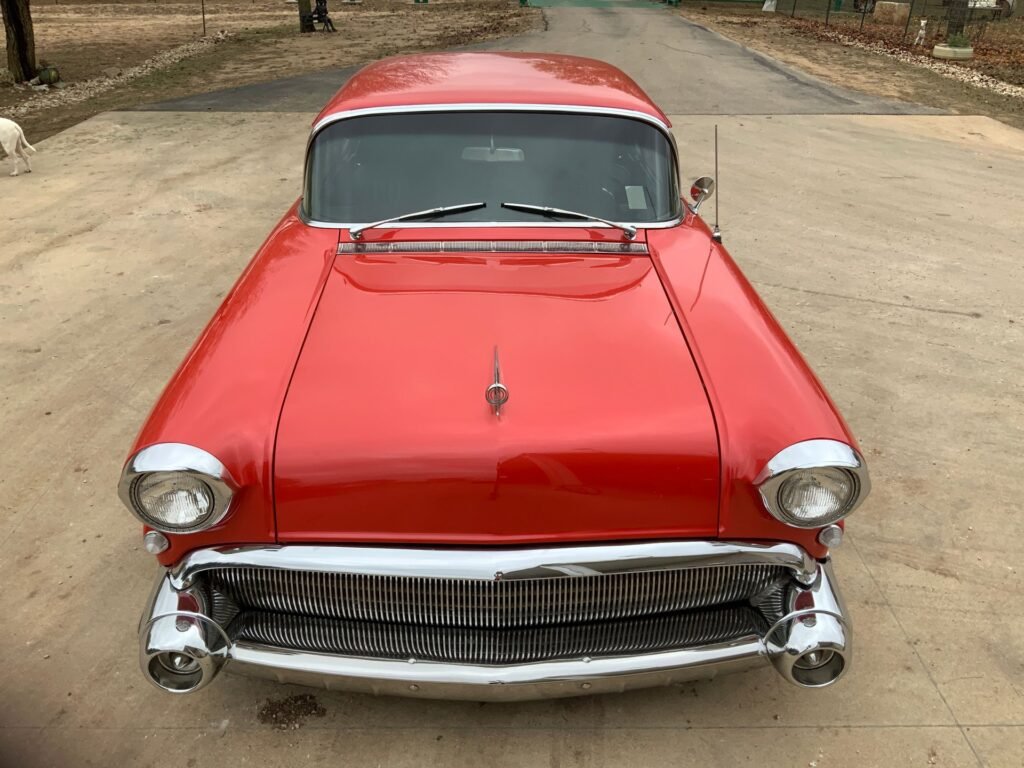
[120,52,870,699]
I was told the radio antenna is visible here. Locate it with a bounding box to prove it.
[712,124,721,243]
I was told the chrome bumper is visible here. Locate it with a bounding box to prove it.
[138,542,850,700]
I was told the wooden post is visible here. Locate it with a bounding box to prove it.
[1,0,37,83]
[825,0,831,26]
[201,0,206,36]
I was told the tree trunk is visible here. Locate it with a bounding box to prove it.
[946,0,969,37]
[297,0,315,33]
[1,0,37,83]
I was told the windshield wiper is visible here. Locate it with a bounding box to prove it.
[350,202,487,240]
[501,202,637,240]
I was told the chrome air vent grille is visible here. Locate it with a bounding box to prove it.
[337,240,649,255]
[205,563,788,629]
[232,605,769,665]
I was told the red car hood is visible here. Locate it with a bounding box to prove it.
[274,249,720,543]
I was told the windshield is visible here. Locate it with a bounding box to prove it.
[304,111,680,225]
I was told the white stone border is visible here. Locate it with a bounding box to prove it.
[816,26,1024,100]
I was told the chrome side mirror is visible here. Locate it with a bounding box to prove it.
[690,176,715,212]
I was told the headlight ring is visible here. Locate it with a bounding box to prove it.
[755,440,870,529]
[118,444,236,534]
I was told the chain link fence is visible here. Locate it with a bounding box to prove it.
[822,0,1010,46]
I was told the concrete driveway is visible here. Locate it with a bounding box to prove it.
[2,3,1022,767]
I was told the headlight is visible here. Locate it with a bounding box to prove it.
[131,473,216,531]
[118,444,236,534]
[756,440,869,529]
[776,467,856,526]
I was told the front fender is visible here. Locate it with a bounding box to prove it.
[649,221,861,558]
[124,204,339,564]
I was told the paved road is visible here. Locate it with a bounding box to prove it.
[145,1,929,115]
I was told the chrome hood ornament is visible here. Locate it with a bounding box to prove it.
[485,346,509,417]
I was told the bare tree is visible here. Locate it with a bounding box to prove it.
[297,0,315,33]
[1,0,37,83]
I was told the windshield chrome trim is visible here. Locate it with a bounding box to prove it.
[302,103,681,230]
[302,217,683,231]
[308,103,674,144]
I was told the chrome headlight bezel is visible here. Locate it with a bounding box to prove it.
[755,440,870,529]
[118,443,236,534]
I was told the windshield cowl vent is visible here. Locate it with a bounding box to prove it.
[338,241,649,255]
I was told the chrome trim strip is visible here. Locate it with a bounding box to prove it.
[337,240,651,254]
[301,103,681,230]
[118,443,237,535]
[167,541,817,590]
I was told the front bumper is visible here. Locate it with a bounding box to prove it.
[138,542,850,700]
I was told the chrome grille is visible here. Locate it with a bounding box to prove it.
[234,606,768,665]
[206,563,787,629]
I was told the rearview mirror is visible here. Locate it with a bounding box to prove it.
[461,147,525,163]
[690,176,715,212]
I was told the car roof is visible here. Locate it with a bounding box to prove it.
[313,52,671,127]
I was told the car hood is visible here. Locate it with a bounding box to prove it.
[273,247,720,543]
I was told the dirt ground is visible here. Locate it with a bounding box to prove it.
[678,4,1024,130]
[0,0,541,139]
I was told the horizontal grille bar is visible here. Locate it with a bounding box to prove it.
[337,240,649,255]
[233,606,769,665]
[206,564,788,629]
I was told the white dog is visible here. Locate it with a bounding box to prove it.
[0,117,37,176]
[914,19,928,47]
